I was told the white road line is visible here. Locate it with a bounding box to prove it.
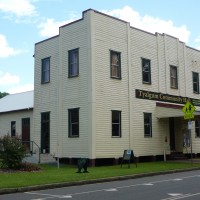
[143,183,154,186]
[31,197,54,200]
[168,193,182,196]
[26,174,200,198]
[105,188,118,191]
[27,192,72,199]
[162,192,200,200]
[172,178,182,181]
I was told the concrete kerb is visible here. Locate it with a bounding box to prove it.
[0,167,200,195]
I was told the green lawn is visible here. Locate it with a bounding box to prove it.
[0,161,199,189]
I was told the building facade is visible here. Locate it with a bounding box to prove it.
[0,91,33,145]
[33,9,200,165]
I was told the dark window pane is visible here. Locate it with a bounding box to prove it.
[110,51,121,78]
[193,72,199,93]
[195,120,200,137]
[69,108,79,137]
[142,59,151,83]
[144,113,152,137]
[71,109,78,122]
[11,121,16,137]
[170,66,178,88]
[69,49,79,77]
[112,110,121,137]
[42,58,50,83]
[112,124,120,137]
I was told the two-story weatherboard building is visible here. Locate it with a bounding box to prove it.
[33,8,200,165]
[1,9,200,165]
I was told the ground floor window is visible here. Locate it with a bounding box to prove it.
[144,113,152,137]
[112,110,121,137]
[195,120,200,137]
[11,121,16,137]
[68,108,79,137]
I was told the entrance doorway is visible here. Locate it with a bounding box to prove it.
[169,117,175,151]
[41,112,50,154]
[22,118,30,150]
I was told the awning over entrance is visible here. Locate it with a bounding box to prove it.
[156,102,200,118]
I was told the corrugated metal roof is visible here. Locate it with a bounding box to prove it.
[0,91,34,113]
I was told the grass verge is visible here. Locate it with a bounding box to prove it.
[0,161,199,189]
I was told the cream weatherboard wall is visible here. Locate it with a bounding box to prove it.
[33,9,200,161]
[33,36,59,156]
[34,11,94,159]
[93,12,130,158]
[58,12,91,159]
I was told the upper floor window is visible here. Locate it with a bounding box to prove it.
[170,65,178,89]
[195,120,200,137]
[41,57,50,84]
[142,58,151,84]
[68,48,79,77]
[193,72,199,94]
[110,50,121,79]
[144,113,152,137]
[68,108,79,137]
[11,121,16,137]
[112,110,121,137]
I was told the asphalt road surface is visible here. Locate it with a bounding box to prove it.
[1,170,200,200]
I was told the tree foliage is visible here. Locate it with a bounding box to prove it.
[0,135,26,169]
[0,92,9,99]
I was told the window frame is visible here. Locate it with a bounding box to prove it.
[144,113,152,137]
[195,120,200,138]
[68,108,79,138]
[110,50,121,79]
[192,72,199,94]
[111,110,121,137]
[142,58,151,84]
[41,112,50,153]
[41,57,50,84]
[11,121,16,137]
[68,48,79,78]
[170,65,178,89]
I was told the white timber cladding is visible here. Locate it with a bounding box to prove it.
[33,9,200,160]
[94,12,130,158]
[0,111,33,139]
[59,13,90,158]
[34,36,59,156]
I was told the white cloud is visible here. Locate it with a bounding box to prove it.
[0,34,22,57]
[0,72,20,85]
[193,36,200,50]
[0,0,36,17]
[7,84,34,94]
[103,6,190,43]
[195,37,200,43]
[38,18,76,37]
[0,71,33,94]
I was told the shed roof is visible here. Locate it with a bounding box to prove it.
[0,91,34,113]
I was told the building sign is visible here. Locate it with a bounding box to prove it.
[135,89,200,106]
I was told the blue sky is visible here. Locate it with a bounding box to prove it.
[0,0,200,94]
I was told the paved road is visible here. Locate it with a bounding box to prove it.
[1,170,200,200]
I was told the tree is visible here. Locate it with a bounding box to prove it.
[0,92,9,99]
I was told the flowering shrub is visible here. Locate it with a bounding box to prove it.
[0,134,26,169]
